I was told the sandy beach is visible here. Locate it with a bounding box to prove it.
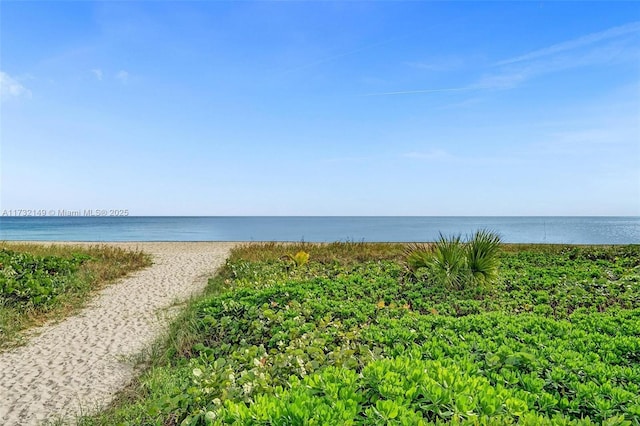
[0,242,236,426]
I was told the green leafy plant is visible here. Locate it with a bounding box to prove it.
[0,249,90,308]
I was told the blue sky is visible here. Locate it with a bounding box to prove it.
[1,1,639,216]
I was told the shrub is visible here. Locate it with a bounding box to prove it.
[0,249,90,308]
[406,230,502,290]
[466,229,502,286]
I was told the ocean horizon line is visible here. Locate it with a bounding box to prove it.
[1,216,638,244]
[3,215,638,218]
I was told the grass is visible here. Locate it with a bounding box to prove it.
[73,242,640,425]
[229,241,407,264]
[0,242,151,349]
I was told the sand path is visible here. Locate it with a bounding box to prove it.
[0,242,236,426]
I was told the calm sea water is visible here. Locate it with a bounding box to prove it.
[0,216,638,244]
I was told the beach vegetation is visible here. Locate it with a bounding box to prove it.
[0,243,151,348]
[79,242,640,425]
[280,250,310,268]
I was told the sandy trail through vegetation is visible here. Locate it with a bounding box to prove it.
[0,242,235,425]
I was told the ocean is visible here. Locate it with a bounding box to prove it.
[0,216,638,244]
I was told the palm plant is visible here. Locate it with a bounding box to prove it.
[405,230,502,290]
[429,233,468,289]
[466,229,502,286]
[405,243,432,272]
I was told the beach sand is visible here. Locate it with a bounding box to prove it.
[0,242,236,425]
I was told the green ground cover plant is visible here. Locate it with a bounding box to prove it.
[81,242,640,425]
[0,243,151,348]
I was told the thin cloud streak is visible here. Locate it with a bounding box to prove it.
[403,149,452,161]
[280,34,411,76]
[437,97,484,110]
[322,155,373,164]
[363,87,473,96]
[495,21,640,66]
[405,56,466,72]
[367,21,640,97]
[402,149,518,166]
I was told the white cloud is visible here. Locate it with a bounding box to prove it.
[91,69,103,80]
[115,70,129,83]
[0,71,31,101]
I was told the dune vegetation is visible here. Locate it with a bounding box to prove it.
[79,238,640,425]
[0,243,151,348]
